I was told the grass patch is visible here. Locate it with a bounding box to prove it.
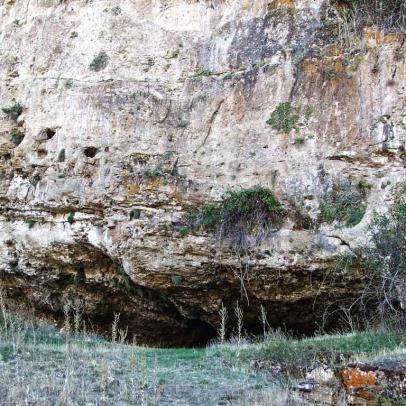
[211,331,405,371]
[0,308,291,405]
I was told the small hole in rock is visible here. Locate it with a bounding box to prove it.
[84,147,98,158]
[37,148,47,158]
[45,128,56,139]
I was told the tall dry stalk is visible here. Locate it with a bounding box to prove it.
[111,312,120,343]
[234,301,243,346]
[73,300,83,335]
[63,302,71,337]
[260,304,268,337]
[218,303,228,343]
[119,326,128,344]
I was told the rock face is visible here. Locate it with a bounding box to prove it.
[0,0,405,346]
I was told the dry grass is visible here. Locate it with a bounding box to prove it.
[0,309,304,405]
[0,298,405,404]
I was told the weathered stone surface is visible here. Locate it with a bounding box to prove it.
[0,0,405,345]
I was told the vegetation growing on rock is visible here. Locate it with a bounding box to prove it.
[334,0,406,32]
[67,212,75,224]
[11,130,24,146]
[197,187,285,248]
[266,102,299,133]
[89,51,109,72]
[319,181,366,227]
[1,102,23,120]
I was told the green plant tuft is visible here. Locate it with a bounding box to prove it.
[67,212,75,224]
[266,102,299,133]
[143,166,162,180]
[2,103,23,120]
[89,51,109,72]
[179,227,191,237]
[11,130,24,146]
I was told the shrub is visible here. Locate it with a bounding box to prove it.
[319,181,366,227]
[197,187,285,249]
[89,51,109,72]
[363,182,406,328]
[2,103,23,120]
[266,102,299,133]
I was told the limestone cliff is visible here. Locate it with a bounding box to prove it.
[0,0,405,346]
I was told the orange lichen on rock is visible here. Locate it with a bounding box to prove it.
[342,368,378,399]
[301,59,321,75]
[269,0,295,9]
[334,59,345,73]
[364,27,405,46]
[146,177,163,190]
[127,184,140,195]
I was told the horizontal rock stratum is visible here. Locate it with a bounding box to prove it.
[0,0,405,346]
